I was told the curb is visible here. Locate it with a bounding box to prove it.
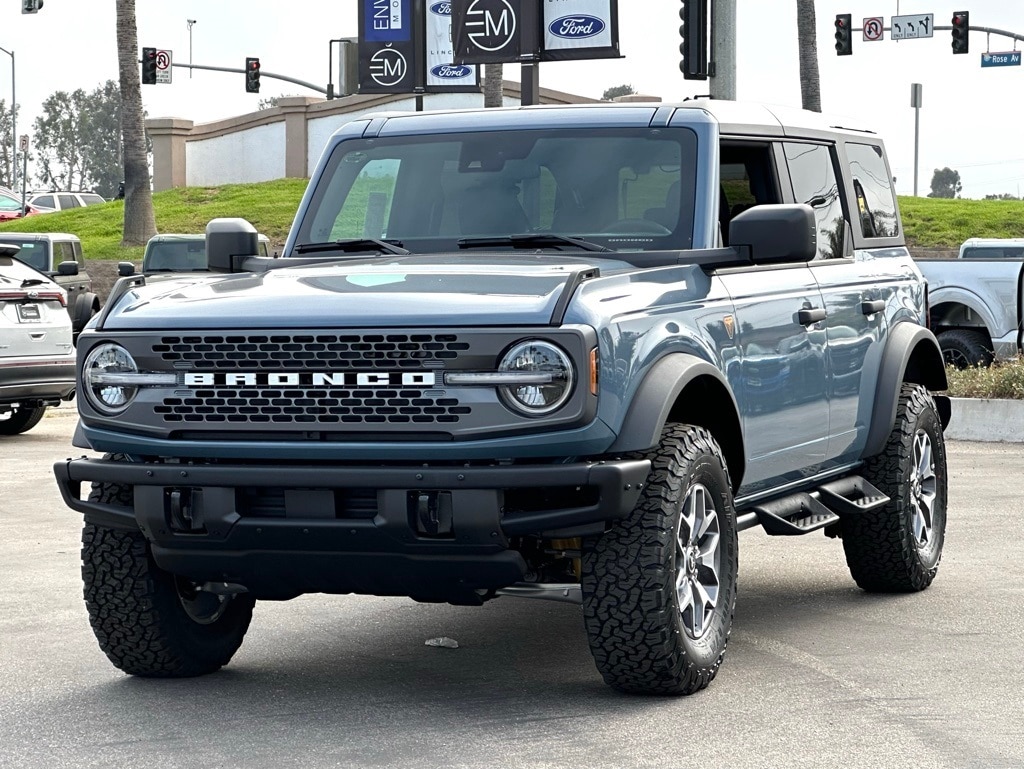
[946,398,1024,443]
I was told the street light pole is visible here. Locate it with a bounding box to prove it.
[186,19,196,79]
[911,83,923,197]
[0,45,15,189]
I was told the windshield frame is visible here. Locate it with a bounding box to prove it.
[292,126,699,256]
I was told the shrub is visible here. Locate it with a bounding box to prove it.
[945,357,1024,399]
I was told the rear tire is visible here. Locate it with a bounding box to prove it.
[0,405,47,435]
[82,465,255,677]
[842,384,947,592]
[582,424,738,695]
[938,329,993,369]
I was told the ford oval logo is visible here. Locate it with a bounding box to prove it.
[431,64,472,79]
[429,2,452,15]
[549,14,605,39]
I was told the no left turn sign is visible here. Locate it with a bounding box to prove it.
[863,17,884,41]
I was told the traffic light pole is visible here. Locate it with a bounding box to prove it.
[169,62,328,96]
[709,0,735,100]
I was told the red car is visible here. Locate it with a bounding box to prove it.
[0,191,41,222]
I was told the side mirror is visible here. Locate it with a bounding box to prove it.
[117,262,136,277]
[207,218,259,273]
[57,260,79,276]
[728,204,817,265]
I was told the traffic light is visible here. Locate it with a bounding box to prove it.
[245,57,261,93]
[141,47,157,85]
[678,0,709,80]
[834,14,852,56]
[21,0,43,13]
[951,11,969,54]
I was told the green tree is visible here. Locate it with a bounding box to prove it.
[984,192,1019,201]
[796,0,821,112]
[928,167,962,199]
[116,0,156,246]
[601,84,636,101]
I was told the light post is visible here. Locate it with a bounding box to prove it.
[911,82,923,196]
[0,44,15,189]
[186,19,196,79]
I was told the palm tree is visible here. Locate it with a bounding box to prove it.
[483,63,503,108]
[796,0,821,112]
[116,0,156,245]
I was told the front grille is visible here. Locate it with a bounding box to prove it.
[153,334,470,370]
[155,388,471,424]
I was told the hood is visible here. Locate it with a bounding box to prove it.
[99,255,631,330]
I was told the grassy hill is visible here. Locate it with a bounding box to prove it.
[3,180,1024,259]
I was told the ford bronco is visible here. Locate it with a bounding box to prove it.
[54,101,950,695]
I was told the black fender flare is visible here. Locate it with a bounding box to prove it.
[72,292,99,332]
[864,322,950,458]
[608,353,744,484]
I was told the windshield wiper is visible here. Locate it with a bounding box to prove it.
[294,238,410,256]
[457,234,612,253]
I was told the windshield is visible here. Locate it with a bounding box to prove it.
[144,239,207,271]
[295,127,698,253]
[0,238,48,271]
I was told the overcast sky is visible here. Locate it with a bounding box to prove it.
[2,0,1023,198]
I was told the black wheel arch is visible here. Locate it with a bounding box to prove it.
[608,354,745,491]
[864,322,950,459]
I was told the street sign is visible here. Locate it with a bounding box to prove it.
[891,13,933,40]
[155,49,172,84]
[18,134,29,152]
[863,17,884,41]
[981,51,1022,68]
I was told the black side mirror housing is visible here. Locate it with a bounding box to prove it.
[728,204,817,265]
[57,260,79,276]
[207,218,259,273]
[117,261,136,277]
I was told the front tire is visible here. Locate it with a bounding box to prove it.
[0,405,46,435]
[582,424,738,695]
[82,472,255,677]
[842,384,947,592]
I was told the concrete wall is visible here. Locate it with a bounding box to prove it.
[148,84,594,191]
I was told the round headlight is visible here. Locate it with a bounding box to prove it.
[83,343,139,414]
[498,341,574,416]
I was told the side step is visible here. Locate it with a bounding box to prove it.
[749,475,889,536]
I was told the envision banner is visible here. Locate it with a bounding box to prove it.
[358,0,416,93]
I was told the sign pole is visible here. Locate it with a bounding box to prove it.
[910,82,922,197]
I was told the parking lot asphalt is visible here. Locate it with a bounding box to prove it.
[1,405,1023,769]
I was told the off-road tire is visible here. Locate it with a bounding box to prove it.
[938,329,993,369]
[582,424,738,695]
[0,405,46,435]
[842,384,947,592]
[82,466,255,677]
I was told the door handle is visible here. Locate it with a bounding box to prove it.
[860,299,885,315]
[798,307,827,326]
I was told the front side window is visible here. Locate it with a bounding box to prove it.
[846,143,899,239]
[32,195,54,209]
[784,142,846,259]
[297,128,698,253]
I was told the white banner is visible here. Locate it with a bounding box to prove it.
[542,0,613,52]
[426,1,478,89]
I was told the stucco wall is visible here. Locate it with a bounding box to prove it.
[186,122,287,186]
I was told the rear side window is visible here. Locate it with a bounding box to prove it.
[961,246,1024,259]
[57,194,81,209]
[783,142,845,260]
[80,194,106,205]
[846,143,898,239]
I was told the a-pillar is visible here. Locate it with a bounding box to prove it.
[146,117,194,191]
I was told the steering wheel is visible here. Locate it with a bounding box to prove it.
[600,219,672,235]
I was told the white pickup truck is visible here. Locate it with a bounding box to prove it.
[917,256,1024,367]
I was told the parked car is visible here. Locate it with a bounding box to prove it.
[0,190,44,222]
[0,233,100,336]
[0,243,76,434]
[958,237,1024,260]
[27,191,107,213]
[138,232,271,273]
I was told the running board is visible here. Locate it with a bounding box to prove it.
[749,475,889,536]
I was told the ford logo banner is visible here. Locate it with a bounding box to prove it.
[549,14,606,40]
[431,64,473,79]
[429,1,451,15]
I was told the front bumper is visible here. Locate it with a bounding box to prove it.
[54,456,650,601]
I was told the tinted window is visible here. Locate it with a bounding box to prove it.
[33,195,55,209]
[57,195,81,209]
[962,246,1024,259]
[80,194,106,205]
[784,142,845,259]
[846,143,898,238]
[299,128,699,253]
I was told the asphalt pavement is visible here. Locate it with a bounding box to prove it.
[1,405,1022,769]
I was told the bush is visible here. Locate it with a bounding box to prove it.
[945,357,1024,399]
